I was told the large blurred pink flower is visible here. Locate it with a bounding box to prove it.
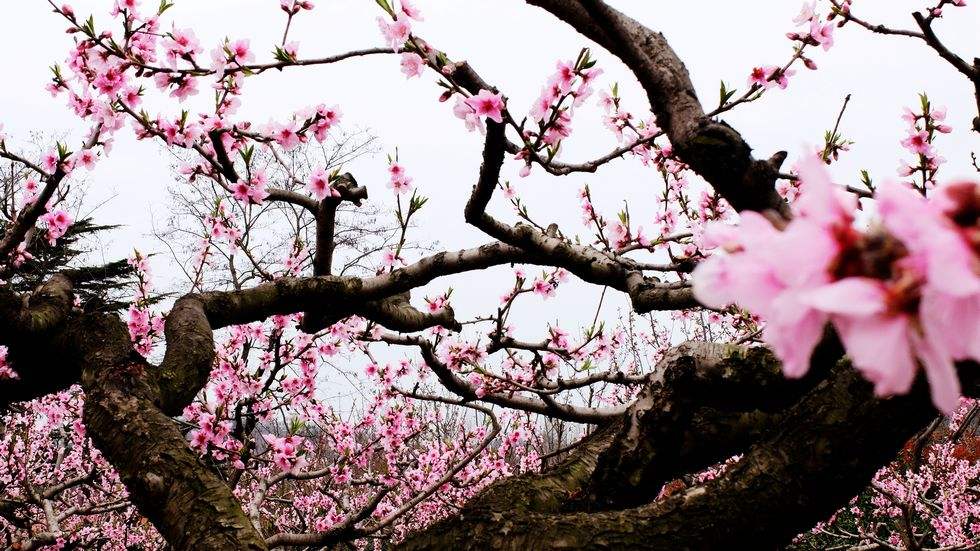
[696,154,979,413]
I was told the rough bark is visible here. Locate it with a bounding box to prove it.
[582,341,835,509]
[77,314,266,550]
[0,278,267,551]
[399,360,978,550]
[0,274,80,409]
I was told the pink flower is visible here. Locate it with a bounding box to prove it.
[542,110,572,145]
[771,68,794,89]
[170,75,199,101]
[231,171,269,205]
[748,67,770,89]
[608,220,630,248]
[793,1,817,25]
[42,209,73,245]
[400,52,425,78]
[228,39,254,65]
[42,151,59,173]
[120,86,142,107]
[548,327,570,350]
[453,97,484,133]
[531,84,559,122]
[400,0,423,20]
[312,104,342,141]
[112,0,139,14]
[693,154,852,378]
[426,295,447,313]
[268,120,302,150]
[382,249,401,267]
[264,434,305,473]
[94,64,126,95]
[71,148,97,170]
[10,242,33,267]
[388,162,414,195]
[901,130,932,155]
[550,60,576,94]
[800,277,961,413]
[748,66,792,90]
[281,0,315,13]
[696,153,979,413]
[877,182,978,298]
[163,27,202,66]
[809,20,835,50]
[307,167,338,200]
[464,90,505,124]
[231,183,252,204]
[389,176,412,194]
[532,278,555,299]
[377,17,411,49]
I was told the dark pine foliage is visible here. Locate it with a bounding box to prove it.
[1,218,139,312]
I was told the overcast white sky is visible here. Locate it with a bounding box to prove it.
[1,0,978,345]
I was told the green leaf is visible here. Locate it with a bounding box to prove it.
[239,144,254,165]
[860,169,873,189]
[375,0,394,16]
[719,81,736,107]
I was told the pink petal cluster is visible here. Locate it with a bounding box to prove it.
[451,89,505,134]
[387,161,413,195]
[0,346,17,380]
[400,52,425,78]
[897,101,950,185]
[307,167,340,200]
[377,17,411,50]
[747,66,794,89]
[126,251,166,357]
[265,434,307,472]
[531,268,569,300]
[232,169,269,205]
[41,209,73,245]
[693,154,980,413]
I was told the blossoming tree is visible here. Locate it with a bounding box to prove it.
[1,0,979,549]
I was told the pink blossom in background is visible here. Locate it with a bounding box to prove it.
[400,52,425,78]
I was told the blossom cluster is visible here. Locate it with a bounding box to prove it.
[744,1,838,96]
[0,389,158,547]
[126,250,165,356]
[0,347,16,380]
[897,94,952,193]
[514,50,602,176]
[803,399,980,549]
[388,159,414,195]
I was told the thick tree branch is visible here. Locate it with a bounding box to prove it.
[66,312,267,550]
[400,357,980,550]
[0,275,79,409]
[527,0,789,216]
